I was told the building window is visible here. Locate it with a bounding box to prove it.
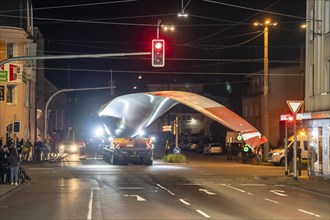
[325,0,330,34]
[6,84,17,104]
[7,43,14,58]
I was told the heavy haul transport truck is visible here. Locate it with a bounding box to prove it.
[102,137,153,165]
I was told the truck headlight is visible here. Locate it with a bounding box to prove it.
[71,145,78,152]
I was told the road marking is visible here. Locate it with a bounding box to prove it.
[196,210,210,218]
[240,183,266,187]
[264,198,279,204]
[124,194,146,201]
[270,190,288,197]
[87,188,95,220]
[118,187,144,190]
[156,184,175,196]
[297,209,320,217]
[199,188,216,195]
[219,184,253,195]
[179,199,190,205]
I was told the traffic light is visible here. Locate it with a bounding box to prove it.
[286,113,295,122]
[152,39,165,67]
[13,121,20,133]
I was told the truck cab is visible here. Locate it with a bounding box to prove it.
[103,137,153,165]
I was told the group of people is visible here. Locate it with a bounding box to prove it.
[0,140,21,185]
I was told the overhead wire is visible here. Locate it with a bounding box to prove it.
[0,0,138,13]
[185,0,281,45]
[40,67,303,76]
[203,0,306,20]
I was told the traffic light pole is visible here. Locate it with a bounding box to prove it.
[284,120,288,175]
[293,115,298,180]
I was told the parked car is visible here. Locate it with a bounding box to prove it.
[269,134,308,166]
[58,141,79,153]
[203,143,223,155]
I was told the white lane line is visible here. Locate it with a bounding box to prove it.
[219,184,253,195]
[124,194,146,201]
[87,188,100,220]
[156,184,175,196]
[87,189,94,220]
[297,209,321,217]
[118,187,144,190]
[264,198,279,204]
[199,188,216,195]
[196,209,211,218]
[270,190,288,197]
[179,199,190,205]
[240,183,266,187]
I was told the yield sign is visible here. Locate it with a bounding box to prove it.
[286,100,304,115]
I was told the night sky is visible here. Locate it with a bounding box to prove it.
[28,0,306,135]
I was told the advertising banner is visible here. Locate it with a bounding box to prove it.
[0,63,23,83]
[0,70,7,82]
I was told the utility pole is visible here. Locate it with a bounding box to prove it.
[253,20,277,161]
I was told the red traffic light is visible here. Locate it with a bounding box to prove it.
[154,42,163,50]
[288,115,294,121]
[152,39,165,67]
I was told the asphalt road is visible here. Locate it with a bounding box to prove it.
[0,151,329,220]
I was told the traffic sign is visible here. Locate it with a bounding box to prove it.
[286,100,304,115]
[173,147,181,154]
[162,125,172,132]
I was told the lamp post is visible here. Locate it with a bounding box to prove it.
[253,20,277,161]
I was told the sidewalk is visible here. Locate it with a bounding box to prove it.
[254,169,330,196]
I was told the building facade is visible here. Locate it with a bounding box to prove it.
[303,0,330,177]
[0,26,37,144]
[242,65,305,148]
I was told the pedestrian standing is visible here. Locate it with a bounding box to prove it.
[9,147,20,185]
[0,137,4,148]
[227,143,233,160]
[0,145,10,183]
[34,139,42,162]
[297,146,302,176]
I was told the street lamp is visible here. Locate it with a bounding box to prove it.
[253,19,277,161]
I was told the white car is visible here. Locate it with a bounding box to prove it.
[203,143,223,155]
[270,135,308,166]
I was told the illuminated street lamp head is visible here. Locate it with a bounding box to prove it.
[162,25,175,32]
[178,9,188,17]
[253,20,277,27]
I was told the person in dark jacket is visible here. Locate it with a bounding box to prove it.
[9,147,20,185]
[0,145,9,184]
